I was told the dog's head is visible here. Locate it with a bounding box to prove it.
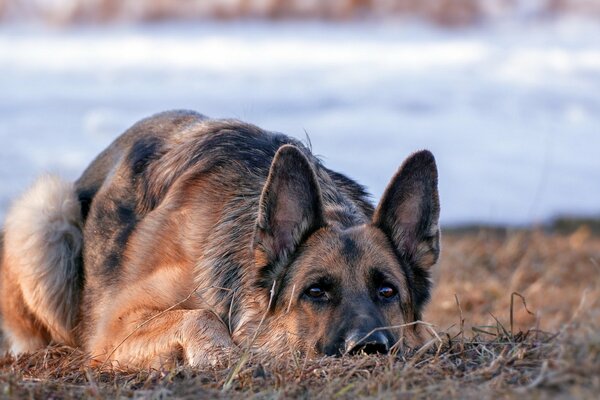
[252,145,440,356]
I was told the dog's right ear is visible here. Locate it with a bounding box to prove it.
[253,145,325,286]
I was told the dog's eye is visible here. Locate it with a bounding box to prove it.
[306,285,326,299]
[378,285,397,299]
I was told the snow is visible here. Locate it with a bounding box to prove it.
[0,21,599,226]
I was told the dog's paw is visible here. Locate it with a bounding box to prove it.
[181,309,239,368]
[184,344,241,368]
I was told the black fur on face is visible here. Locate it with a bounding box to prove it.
[252,151,440,355]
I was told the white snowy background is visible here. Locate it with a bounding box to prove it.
[0,19,599,226]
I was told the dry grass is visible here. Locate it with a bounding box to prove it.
[2,0,600,26]
[428,226,600,333]
[1,227,599,399]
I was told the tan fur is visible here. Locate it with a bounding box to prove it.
[1,175,82,352]
[249,225,422,354]
[83,185,235,368]
[0,114,439,367]
[0,261,51,353]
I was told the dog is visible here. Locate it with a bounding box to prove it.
[0,110,440,368]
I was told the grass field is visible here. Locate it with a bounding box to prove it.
[4,0,600,26]
[0,227,598,399]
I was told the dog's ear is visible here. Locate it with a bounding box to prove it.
[253,145,325,285]
[373,150,440,272]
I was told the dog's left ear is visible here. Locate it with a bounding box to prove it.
[373,150,440,271]
[253,145,325,285]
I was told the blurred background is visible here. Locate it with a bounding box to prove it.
[1,0,599,228]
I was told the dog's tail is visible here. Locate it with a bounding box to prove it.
[2,175,83,350]
[0,229,4,275]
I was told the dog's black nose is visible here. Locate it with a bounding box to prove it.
[345,331,390,355]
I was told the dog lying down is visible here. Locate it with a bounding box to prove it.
[0,110,440,368]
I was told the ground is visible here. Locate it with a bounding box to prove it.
[0,227,598,399]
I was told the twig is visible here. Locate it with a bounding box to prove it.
[489,312,510,340]
[472,327,498,337]
[510,292,535,339]
[223,280,276,391]
[286,284,296,314]
[455,294,465,346]
[99,283,226,369]
[228,289,237,335]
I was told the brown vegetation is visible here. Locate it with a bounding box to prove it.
[1,0,599,26]
[428,227,600,333]
[0,227,598,398]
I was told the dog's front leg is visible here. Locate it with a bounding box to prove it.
[90,308,236,369]
[177,309,238,367]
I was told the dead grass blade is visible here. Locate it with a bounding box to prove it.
[222,280,276,391]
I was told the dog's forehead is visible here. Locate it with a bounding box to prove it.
[338,227,401,270]
[299,225,401,276]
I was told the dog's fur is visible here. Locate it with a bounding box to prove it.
[1,110,440,368]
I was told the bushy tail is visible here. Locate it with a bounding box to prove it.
[2,174,83,349]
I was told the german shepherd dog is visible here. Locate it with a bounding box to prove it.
[0,111,440,368]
